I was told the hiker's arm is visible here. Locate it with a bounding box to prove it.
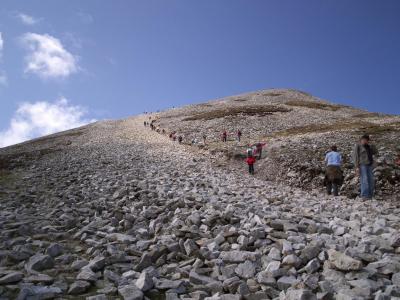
[372,144,379,156]
[352,145,360,170]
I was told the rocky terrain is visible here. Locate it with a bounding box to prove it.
[0,89,400,300]
[153,89,400,199]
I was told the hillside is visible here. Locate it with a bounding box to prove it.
[0,89,400,299]
[152,89,400,199]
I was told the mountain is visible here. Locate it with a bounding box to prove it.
[0,88,400,299]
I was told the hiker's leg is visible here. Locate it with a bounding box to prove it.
[251,165,254,174]
[326,182,332,195]
[367,165,375,198]
[332,183,339,196]
[248,165,252,174]
[360,165,369,198]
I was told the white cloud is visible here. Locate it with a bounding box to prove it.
[17,13,40,25]
[0,71,7,86]
[0,32,6,86]
[0,98,95,147]
[77,12,94,24]
[0,32,3,53]
[20,33,79,79]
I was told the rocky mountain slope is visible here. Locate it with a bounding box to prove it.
[0,89,400,300]
[152,89,400,199]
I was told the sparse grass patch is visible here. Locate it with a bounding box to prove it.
[271,120,400,137]
[233,99,248,102]
[285,100,343,111]
[0,170,16,186]
[183,105,290,121]
[352,112,382,118]
[263,92,282,97]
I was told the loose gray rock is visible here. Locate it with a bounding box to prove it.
[118,284,144,300]
[68,280,91,295]
[26,254,55,272]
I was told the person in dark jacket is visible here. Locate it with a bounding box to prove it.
[324,145,343,196]
[222,131,227,142]
[237,130,242,142]
[246,155,256,175]
[352,134,379,200]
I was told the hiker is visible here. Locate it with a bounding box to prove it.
[352,134,379,200]
[246,145,254,158]
[162,129,165,134]
[324,145,343,196]
[237,130,242,142]
[144,121,147,127]
[202,134,207,144]
[178,136,183,144]
[246,155,256,175]
[222,131,227,142]
[396,153,400,166]
[255,142,266,159]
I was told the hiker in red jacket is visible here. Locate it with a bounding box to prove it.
[246,155,256,175]
[222,131,227,142]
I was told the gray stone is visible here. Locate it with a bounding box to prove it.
[18,285,62,299]
[86,295,107,300]
[282,254,302,268]
[277,276,298,290]
[284,289,317,300]
[219,251,258,263]
[46,243,63,257]
[304,258,321,274]
[135,271,154,292]
[183,239,199,256]
[328,249,362,271]
[0,271,23,284]
[235,260,256,279]
[392,272,400,286]
[77,267,98,282]
[87,255,106,271]
[26,254,54,272]
[71,259,89,270]
[68,280,91,295]
[189,271,217,285]
[118,284,144,300]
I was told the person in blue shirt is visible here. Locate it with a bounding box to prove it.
[324,145,343,196]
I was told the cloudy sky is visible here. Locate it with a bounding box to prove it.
[1,1,400,147]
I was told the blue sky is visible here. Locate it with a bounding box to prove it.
[0,0,399,146]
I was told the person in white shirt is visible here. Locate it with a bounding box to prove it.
[324,145,343,196]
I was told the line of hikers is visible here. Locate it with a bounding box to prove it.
[143,119,384,200]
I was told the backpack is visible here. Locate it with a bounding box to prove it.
[247,147,253,157]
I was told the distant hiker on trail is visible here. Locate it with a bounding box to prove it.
[178,136,183,144]
[254,142,266,159]
[246,145,254,158]
[352,134,379,200]
[396,153,400,166]
[162,129,165,134]
[246,155,256,175]
[203,134,207,144]
[324,145,343,196]
[144,121,147,127]
[222,131,227,142]
[237,130,242,142]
